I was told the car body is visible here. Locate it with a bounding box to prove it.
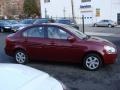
[0,64,68,90]
[5,23,117,70]
[0,20,12,32]
[93,20,117,27]
[33,18,55,24]
[56,19,79,29]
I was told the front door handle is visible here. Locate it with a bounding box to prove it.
[47,42,56,46]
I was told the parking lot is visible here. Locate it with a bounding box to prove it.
[1,26,120,90]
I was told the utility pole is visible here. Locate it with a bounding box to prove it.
[45,8,47,18]
[63,7,66,18]
[71,0,75,20]
[82,15,85,33]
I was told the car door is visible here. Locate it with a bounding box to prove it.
[44,26,82,62]
[98,20,104,26]
[104,20,109,26]
[23,26,47,60]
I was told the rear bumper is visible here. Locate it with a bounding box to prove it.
[5,47,14,57]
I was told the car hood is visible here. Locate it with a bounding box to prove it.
[0,64,63,90]
[86,36,115,47]
[19,76,63,90]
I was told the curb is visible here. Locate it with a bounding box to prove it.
[85,32,120,37]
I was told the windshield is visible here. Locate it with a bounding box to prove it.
[63,25,87,39]
[8,20,19,24]
[34,19,48,24]
[20,19,35,24]
[0,21,10,26]
[57,20,71,24]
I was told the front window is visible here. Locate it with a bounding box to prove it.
[47,27,70,40]
[63,25,88,39]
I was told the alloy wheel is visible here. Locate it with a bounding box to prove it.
[15,51,28,64]
[83,54,102,70]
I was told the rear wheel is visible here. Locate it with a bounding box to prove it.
[83,53,102,71]
[14,50,28,64]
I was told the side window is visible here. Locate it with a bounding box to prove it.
[47,27,70,40]
[23,27,44,38]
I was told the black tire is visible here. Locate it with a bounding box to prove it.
[0,28,4,32]
[108,24,112,28]
[14,50,28,64]
[94,24,97,27]
[83,53,102,71]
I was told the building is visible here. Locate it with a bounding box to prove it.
[0,0,5,17]
[0,0,41,19]
[0,0,24,18]
[40,0,120,24]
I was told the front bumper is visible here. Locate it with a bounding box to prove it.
[103,53,117,64]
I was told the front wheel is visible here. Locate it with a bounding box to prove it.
[108,24,112,28]
[83,53,102,71]
[14,50,28,64]
[0,28,4,32]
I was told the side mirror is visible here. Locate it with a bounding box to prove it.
[67,36,76,43]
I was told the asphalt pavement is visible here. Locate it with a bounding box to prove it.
[0,26,120,90]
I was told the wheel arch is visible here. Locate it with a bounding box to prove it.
[14,47,26,54]
[82,51,104,64]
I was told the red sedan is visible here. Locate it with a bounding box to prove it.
[5,23,117,70]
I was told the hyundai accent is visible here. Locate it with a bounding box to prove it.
[5,23,117,70]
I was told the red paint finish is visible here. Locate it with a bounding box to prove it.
[5,24,117,64]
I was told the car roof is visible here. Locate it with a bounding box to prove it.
[0,64,49,90]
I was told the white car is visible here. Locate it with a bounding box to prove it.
[0,64,68,90]
[93,20,117,27]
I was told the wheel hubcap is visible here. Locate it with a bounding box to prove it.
[86,56,100,70]
[16,52,26,63]
[109,25,111,27]
[1,29,3,32]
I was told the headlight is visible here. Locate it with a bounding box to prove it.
[104,46,116,54]
[4,26,10,29]
[13,29,17,32]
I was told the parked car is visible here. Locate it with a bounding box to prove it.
[5,23,117,70]
[0,21,12,32]
[20,19,36,24]
[11,24,30,33]
[6,20,19,24]
[33,18,55,24]
[0,64,68,90]
[11,19,36,32]
[93,20,117,27]
[56,19,79,29]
